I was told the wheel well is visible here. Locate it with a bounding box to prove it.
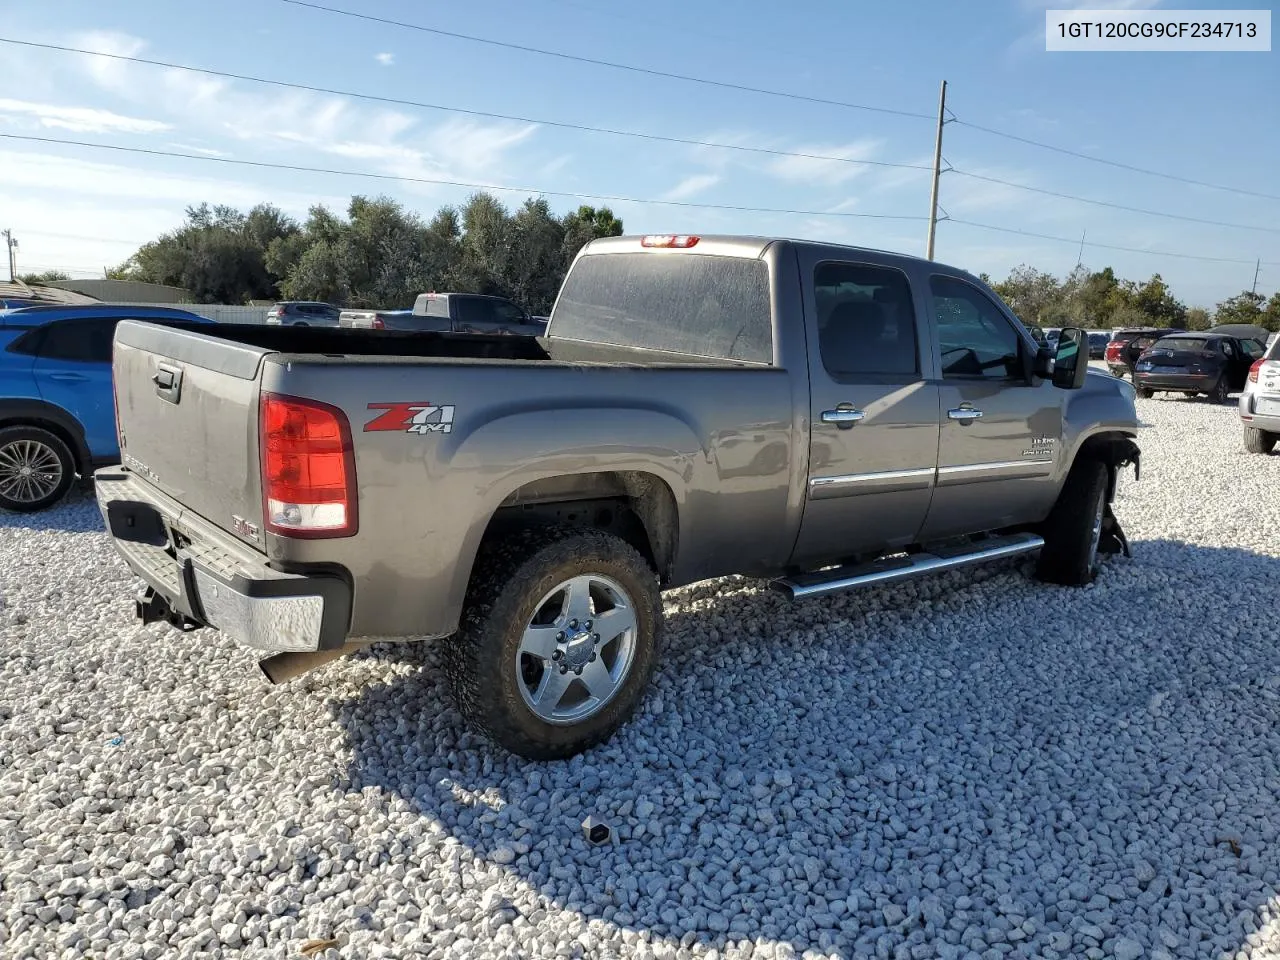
[0,416,87,475]
[480,471,679,581]
[1075,432,1141,502]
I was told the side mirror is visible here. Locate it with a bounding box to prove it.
[1050,326,1089,390]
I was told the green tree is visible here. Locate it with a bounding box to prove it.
[1131,273,1187,327]
[17,270,70,284]
[1264,292,1280,332]
[990,265,1062,326]
[1214,290,1266,326]
[1184,306,1211,331]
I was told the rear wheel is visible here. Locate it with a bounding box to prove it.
[1036,459,1110,587]
[1135,386,1154,399]
[0,426,76,512]
[1244,426,1278,454]
[1210,376,1231,404]
[445,527,660,760]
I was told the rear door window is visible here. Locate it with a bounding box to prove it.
[35,318,119,363]
[553,252,773,363]
[813,261,919,379]
[456,297,498,326]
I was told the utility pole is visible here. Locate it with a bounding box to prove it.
[2,230,15,283]
[1252,258,1261,296]
[1076,230,1087,270]
[925,80,948,261]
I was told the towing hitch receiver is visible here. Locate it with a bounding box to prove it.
[135,587,203,632]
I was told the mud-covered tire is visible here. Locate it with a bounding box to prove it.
[444,526,661,760]
[0,426,76,513]
[1210,376,1230,404]
[1244,426,1278,454]
[1135,386,1154,399]
[1036,459,1110,587]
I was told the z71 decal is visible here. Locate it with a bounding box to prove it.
[365,402,455,435]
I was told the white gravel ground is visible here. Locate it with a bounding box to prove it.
[4,388,1280,960]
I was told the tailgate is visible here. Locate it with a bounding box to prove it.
[113,319,270,549]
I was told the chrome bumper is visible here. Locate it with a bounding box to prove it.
[95,468,351,654]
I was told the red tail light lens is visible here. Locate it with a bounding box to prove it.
[260,393,357,538]
[1249,359,1264,383]
[1105,342,1122,360]
[641,234,700,248]
[372,316,385,330]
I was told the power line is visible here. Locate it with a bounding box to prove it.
[276,0,935,120]
[948,169,1280,235]
[0,38,932,174]
[0,133,928,222]
[953,119,1280,204]
[948,218,1280,266]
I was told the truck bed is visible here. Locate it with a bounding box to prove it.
[179,323,763,369]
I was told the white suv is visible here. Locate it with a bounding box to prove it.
[1240,334,1280,453]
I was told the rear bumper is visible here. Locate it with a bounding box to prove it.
[1133,372,1214,391]
[1240,392,1280,432]
[94,468,352,653]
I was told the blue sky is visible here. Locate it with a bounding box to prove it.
[0,0,1276,307]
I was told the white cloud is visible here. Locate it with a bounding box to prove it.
[374,52,395,66]
[766,139,884,186]
[661,173,720,202]
[0,149,347,213]
[58,32,539,187]
[0,98,169,135]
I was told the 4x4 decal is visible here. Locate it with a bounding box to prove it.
[364,402,455,435]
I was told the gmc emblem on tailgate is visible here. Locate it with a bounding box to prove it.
[232,516,260,541]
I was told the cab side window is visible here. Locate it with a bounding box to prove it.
[929,276,1023,380]
[813,262,919,380]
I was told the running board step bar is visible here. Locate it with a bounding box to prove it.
[772,532,1045,601]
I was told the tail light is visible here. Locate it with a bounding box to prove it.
[371,316,385,330]
[1249,359,1264,383]
[260,393,358,538]
[1105,342,1122,360]
[641,235,700,248]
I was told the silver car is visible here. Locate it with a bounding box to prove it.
[1240,333,1280,453]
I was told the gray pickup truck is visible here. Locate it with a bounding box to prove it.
[96,234,1140,759]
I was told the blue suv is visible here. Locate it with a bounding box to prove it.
[0,304,211,512]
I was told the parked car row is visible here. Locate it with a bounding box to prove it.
[267,293,548,337]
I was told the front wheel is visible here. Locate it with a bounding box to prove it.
[0,426,76,512]
[1135,386,1154,399]
[1036,459,1110,587]
[445,527,660,760]
[1244,426,1278,454]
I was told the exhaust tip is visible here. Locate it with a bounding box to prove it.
[258,643,368,685]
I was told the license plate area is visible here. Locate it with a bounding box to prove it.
[105,499,171,548]
[1257,397,1280,416]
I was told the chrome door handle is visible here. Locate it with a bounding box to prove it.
[947,407,983,421]
[821,408,866,425]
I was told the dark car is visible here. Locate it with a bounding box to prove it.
[1087,331,1109,360]
[1133,332,1267,403]
[1104,327,1184,378]
[265,301,341,327]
